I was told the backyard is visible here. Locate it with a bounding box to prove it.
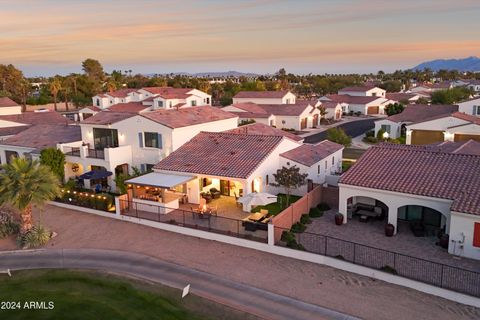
[0,270,256,320]
[250,193,301,215]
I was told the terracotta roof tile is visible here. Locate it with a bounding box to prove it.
[325,94,384,104]
[81,111,137,125]
[0,97,18,108]
[1,124,81,149]
[0,111,72,126]
[154,132,284,179]
[107,102,148,113]
[224,123,303,142]
[384,104,458,123]
[227,102,314,117]
[142,87,192,99]
[234,90,290,99]
[339,143,480,216]
[280,140,343,166]
[338,85,377,92]
[142,106,237,129]
[105,88,137,98]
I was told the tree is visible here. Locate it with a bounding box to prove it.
[82,58,105,81]
[379,80,402,93]
[49,78,62,111]
[270,166,307,208]
[317,105,328,121]
[431,87,472,104]
[0,64,27,104]
[385,103,404,116]
[0,158,61,234]
[39,148,66,181]
[326,128,352,147]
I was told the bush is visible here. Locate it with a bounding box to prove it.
[300,214,312,224]
[354,111,361,116]
[380,265,397,275]
[0,215,20,239]
[309,207,323,218]
[326,127,352,147]
[291,222,306,233]
[18,225,51,249]
[365,130,375,138]
[317,203,331,211]
[376,128,386,140]
[286,238,305,251]
[362,136,378,144]
[281,230,296,243]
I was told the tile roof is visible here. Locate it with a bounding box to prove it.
[107,102,149,113]
[105,88,137,98]
[320,101,341,109]
[0,111,72,126]
[81,111,137,125]
[1,124,81,149]
[154,132,284,179]
[280,140,344,166]
[325,94,383,104]
[235,111,271,119]
[233,90,290,99]
[338,85,377,92]
[0,126,28,137]
[385,93,419,102]
[427,140,480,156]
[339,143,480,216]
[383,104,458,123]
[451,112,480,125]
[142,106,237,129]
[224,123,303,142]
[227,102,314,117]
[142,87,192,99]
[0,97,19,108]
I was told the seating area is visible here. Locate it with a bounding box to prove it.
[242,210,271,231]
[349,203,384,223]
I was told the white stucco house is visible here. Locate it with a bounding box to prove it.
[232,91,296,105]
[338,85,386,98]
[0,97,22,116]
[338,142,480,261]
[458,97,480,116]
[125,129,343,213]
[374,104,458,139]
[409,82,452,94]
[406,112,480,145]
[385,93,421,104]
[58,106,238,191]
[466,80,480,93]
[318,101,342,120]
[222,101,321,130]
[320,94,393,115]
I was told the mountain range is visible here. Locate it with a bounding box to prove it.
[412,56,480,72]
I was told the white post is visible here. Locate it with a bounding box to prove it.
[338,187,348,224]
[115,196,121,216]
[387,205,398,235]
[267,223,275,246]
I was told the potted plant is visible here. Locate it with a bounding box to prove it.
[334,213,344,225]
[385,223,395,237]
[439,234,449,249]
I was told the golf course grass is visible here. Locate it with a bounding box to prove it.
[0,269,258,320]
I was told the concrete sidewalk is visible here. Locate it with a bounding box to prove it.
[0,248,358,320]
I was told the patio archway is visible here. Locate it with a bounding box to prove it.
[346,196,388,222]
[397,205,448,237]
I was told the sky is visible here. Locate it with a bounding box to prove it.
[1,0,480,76]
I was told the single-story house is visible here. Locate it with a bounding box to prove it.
[319,101,342,120]
[458,97,480,116]
[406,112,480,145]
[385,93,421,104]
[374,104,458,139]
[0,97,22,116]
[320,94,393,115]
[338,142,480,260]
[338,85,386,98]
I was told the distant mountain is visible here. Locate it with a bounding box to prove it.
[412,56,480,72]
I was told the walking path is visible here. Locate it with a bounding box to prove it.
[1,205,479,320]
[0,248,356,320]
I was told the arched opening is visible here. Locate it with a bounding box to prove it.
[347,196,388,222]
[397,205,447,238]
[400,123,407,137]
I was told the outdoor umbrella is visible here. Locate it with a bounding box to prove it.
[78,170,113,180]
[237,192,277,207]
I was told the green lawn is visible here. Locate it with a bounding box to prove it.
[251,193,301,215]
[0,270,258,320]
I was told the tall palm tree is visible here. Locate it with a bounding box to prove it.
[0,157,61,234]
[49,78,62,111]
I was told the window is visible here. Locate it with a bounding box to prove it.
[191,100,197,106]
[144,132,162,148]
[325,160,327,169]
[206,97,210,104]
[169,102,172,108]
[93,128,118,149]
[158,101,163,108]
[266,174,269,185]
[474,105,480,115]
[317,165,320,174]
[286,99,290,104]
[146,164,154,172]
[96,99,100,106]
[381,124,391,134]
[474,223,480,247]
[332,156,335,165]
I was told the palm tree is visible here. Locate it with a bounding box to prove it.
[0,157,61,234]
[49,78,62,111]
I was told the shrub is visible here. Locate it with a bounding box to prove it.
[317,202,331,211]
[18,225,51,249]
[0,215,20,239]
[300,214,312,224]
[326,127,352,147]
[291,222,306,233]
[309,207,323,218]
[239,119,255,126]
[354,111,361,116]
[380,265,397,274]
[376,128,386,140]
[365,130,375,138]
[281,230,295,243]
[286,238,305,251]
[362,136,378,144]
[348,111,354,116]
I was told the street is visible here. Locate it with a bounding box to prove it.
[304,118,376,144]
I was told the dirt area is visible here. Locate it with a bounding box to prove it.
[1,205,479,320]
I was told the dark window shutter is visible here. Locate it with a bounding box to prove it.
[157,133,162,149]
[138,133,143,147]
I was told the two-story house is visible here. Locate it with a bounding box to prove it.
[232,91,296,105]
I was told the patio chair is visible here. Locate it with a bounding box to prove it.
[234,192,243,208]
[210,188,221,199]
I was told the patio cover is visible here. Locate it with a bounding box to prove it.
[125,172,196,189]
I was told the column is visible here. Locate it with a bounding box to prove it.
[387,205,398,235]
[338,188,349,224]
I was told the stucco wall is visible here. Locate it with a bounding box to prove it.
[449,212,480,260]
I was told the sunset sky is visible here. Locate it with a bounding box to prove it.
[1,0,479,76]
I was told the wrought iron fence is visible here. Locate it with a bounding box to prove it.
[118,199,268,243]
[87,149,105,159]
[63,146,80,157]
[276,227,480,298]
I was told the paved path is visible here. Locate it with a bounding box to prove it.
[0,248,358,320]
[304,118,375,144]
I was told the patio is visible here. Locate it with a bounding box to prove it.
[121,195,268,242]
[302,210,480,272]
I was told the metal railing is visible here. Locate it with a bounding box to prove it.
[276,227,480,298]
[63,146,81,157]
[119,199,268,243]
[55,196,114,213]
[87,149,105,159]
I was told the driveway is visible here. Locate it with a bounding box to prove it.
[304,118,375,144]
[1,205,479,320]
